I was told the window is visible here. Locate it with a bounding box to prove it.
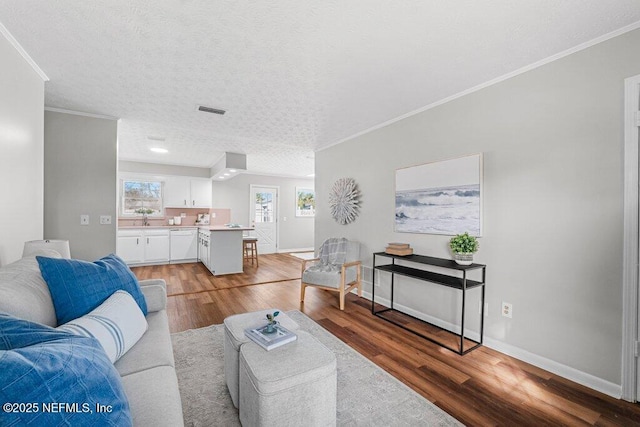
[121,180,163,216]
[254,192,274,223]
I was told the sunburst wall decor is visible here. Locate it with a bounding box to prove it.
[329,178,359,225]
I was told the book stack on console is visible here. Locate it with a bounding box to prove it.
[385,243,413,256]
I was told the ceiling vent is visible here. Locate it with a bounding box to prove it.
[198,106,226,115]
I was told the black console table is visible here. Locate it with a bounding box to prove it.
[371,252,486,355]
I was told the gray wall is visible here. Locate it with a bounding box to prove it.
[0,34,45,265]
[316,29,640,387]
[119,160,211,178]
[44,111,117,260]
[212,174,314,251]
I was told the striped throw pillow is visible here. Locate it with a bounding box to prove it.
[57,290,148,363]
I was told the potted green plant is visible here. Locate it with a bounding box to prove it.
[449,232,479,265]
[264,311,280,334]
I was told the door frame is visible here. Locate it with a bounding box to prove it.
[248,184,280,254]
[622,73,640,401]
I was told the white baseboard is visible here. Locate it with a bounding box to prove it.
[484,337,621,398]
[357,283,622,399]
[278,247,314,253]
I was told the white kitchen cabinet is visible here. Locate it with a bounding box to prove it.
[164,177,191,208]
[117,230,145,264]
[117,229,170,265]
[198,230,210,269]
[164,177,212,208]
[144,229,170,263]
[190,179,212,208]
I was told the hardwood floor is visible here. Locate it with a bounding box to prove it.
[132,255,640,426]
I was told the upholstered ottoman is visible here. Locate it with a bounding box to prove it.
[238,330,337,427]
[223,309,299,408]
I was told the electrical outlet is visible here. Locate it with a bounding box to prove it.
[100,215,112,225]
[80,215,90,225]
[180,213,186,218]
[211,212,216,218]
[502,302,513,318]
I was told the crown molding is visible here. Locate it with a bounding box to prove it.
[318,19,640,152]
[0,22,49,81]
[45,107,119,121]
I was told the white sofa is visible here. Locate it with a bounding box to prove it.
[0,252,184,426]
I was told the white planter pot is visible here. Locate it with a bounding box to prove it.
[453,252,473,265]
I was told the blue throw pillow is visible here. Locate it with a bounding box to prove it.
[0,313,132,426]
[36,253,147,325]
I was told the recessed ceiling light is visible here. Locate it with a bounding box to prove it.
[224,173,230,176]
[218,176,225,179]
[229,169,237,173]
[307,173,315,177]
[147,136,166,141]
[150,147,168,153]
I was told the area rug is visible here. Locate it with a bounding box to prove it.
[171,310,462,426]
[288,251,316,260]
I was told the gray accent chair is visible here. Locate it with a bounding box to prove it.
[300,239,362,310]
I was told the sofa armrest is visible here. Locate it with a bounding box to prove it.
[139,280,167,313]
[139,278,167,291]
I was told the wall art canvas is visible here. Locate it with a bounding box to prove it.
[295,187,315,217]
[395,154,482,236]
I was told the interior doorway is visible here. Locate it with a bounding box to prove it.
[249,185,279,254]
[622,73,640,401]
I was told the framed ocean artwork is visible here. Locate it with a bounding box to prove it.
[395,154,482,236]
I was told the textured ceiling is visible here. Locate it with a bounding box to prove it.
[1,1,639,177]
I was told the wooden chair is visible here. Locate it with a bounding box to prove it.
[243,237,258,266]
[300,239,361,310]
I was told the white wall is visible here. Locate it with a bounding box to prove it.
[119,160,211,178]
[316,28,640,393]
[0,33,45,265]
[44,111,118,260]
[212,174,315,251]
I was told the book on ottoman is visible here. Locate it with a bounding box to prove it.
[245,324,297,351]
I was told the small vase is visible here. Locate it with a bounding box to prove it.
[453,252,474,265]
[264,323,277,334]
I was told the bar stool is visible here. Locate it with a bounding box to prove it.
[243,237,258,266]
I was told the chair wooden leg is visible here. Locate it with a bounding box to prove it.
[254,242,258,267]
[300,284,306,302]
[357,280,362,297]
[339,289,345,311]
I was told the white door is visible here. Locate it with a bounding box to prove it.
[250,185,278,254]
[622,74,640,402]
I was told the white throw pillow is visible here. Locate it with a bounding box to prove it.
[57,290,148,363]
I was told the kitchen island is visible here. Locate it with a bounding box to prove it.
[198,225,254,275]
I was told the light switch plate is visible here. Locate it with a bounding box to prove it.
[80,215,90,225]
[100,215,112,225]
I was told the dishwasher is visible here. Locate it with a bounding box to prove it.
[170,229,198,262]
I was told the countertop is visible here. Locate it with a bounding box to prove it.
[118,225,254,231]
[118,225,200,230]
[200,226,254,232]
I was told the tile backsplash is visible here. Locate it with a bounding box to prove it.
[118,208,231,227]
